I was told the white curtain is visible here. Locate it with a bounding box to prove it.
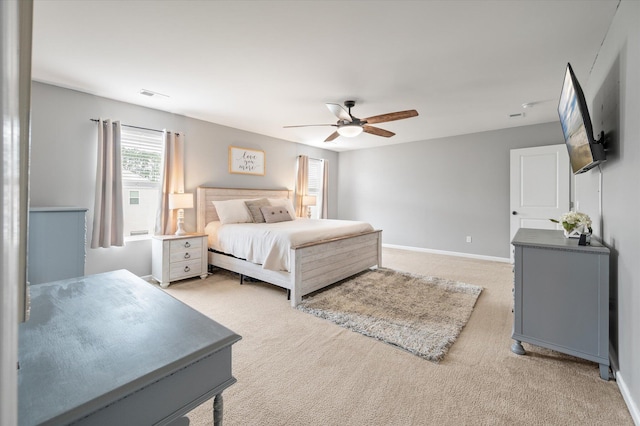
[294,155,309,218]
[321,160,329,219]
[155,131,184,235]
[91,119,124,248]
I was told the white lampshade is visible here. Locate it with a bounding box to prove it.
[302,195,317,207]
[168,193,193,210]
[337,123,363,137]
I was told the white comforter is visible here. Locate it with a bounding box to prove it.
[205,219,374,272]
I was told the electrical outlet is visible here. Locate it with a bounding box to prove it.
[466,236,472,243]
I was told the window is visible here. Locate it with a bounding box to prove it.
[307,158,324,219]
[120,127,164,238]
[129,190,140,205]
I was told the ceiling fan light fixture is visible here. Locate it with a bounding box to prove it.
[286,100,417,142]
[337,123,363,137]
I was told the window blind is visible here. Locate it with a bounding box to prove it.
[121,127,164,189]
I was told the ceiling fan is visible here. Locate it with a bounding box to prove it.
[284,100,419,142]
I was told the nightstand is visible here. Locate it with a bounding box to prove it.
[151,234,208,288]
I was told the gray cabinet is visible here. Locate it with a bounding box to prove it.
[511,228,610,379]
[28,207,87,285]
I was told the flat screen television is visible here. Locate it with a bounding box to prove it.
[558,63,606,174]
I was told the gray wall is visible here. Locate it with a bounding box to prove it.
[29,82,339,276]
[576,0,639,418]
[337,122,564,259]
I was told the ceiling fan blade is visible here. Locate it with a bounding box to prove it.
[364,109,418,125]
[283,124,336,128]
[324,131,340,142]
[326,103,352,122]
[363,125,395,138]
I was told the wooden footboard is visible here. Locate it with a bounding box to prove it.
[290,230,382,306]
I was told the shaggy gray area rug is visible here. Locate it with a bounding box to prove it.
[297,268,482,362]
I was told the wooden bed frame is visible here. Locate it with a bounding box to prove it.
[196,187,382,307]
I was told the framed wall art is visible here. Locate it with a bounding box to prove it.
[228,146,265,176]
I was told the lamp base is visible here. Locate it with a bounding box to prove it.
[175,210,187,235]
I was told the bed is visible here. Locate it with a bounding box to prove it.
[196,187,382,307]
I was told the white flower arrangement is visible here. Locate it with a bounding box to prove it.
[551,211,592,237]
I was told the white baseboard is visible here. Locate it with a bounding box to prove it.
[382,243,511,263]
[616,371,640,425]
[139,274,154,283]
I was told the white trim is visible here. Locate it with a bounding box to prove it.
[614,370,640,425]
[616,371,640,425]
[124,234,152,243]
[1,1,32,424]
[382,243,511,263]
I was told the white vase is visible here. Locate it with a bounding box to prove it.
[564,225,590,239]
[564,228,581,238]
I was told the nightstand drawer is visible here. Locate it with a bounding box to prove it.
[169,249,202,264]
[170,259,203,280]
[170,238,202,252]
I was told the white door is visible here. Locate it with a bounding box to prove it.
[509,145,570,260]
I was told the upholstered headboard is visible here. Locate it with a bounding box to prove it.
[196,187,293,233]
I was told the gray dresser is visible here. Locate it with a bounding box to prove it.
[511,228,610,379]
[28,207,88,285]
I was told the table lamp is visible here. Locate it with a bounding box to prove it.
[168,192,193,235]
[302,195,317,219]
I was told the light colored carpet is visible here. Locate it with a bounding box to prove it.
[297,268,482,362]
[162,248,633,425]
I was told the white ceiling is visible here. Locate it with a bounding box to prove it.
[31,0,619,152]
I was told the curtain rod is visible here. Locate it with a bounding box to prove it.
[90,118,164,134]
[298,155,324,162]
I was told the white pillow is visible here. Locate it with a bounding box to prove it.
[268,198,297,220]
[212,199,253,224]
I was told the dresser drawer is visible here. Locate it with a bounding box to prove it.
[170,238,202,252]
[169,249,202,264]
[170,259,203,280]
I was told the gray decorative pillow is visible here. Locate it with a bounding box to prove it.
[260,205,294,223]
[244,198,270,223]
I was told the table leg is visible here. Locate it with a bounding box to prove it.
[511,340,526,355]
[599,363,610,380]
[213,393,223,426]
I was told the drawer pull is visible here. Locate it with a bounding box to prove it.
[184,242,191,248]
[184,266,191,272]
[184,253,191,259]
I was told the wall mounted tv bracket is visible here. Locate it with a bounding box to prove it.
[595,130,608,150]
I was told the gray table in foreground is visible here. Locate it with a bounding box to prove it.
[19,269,241,425]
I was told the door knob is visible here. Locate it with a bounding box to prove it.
[512,211,518,215]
